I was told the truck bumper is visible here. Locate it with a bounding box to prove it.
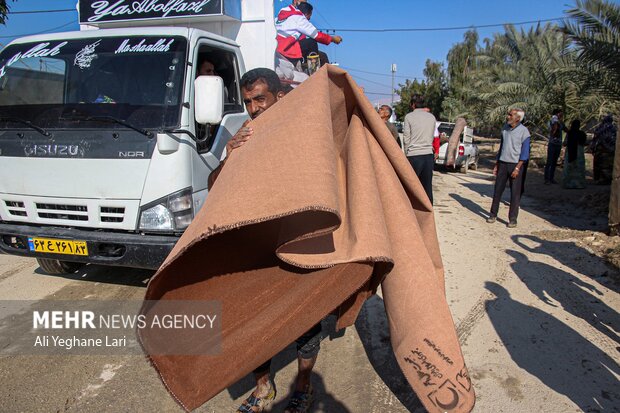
[0,223,179,270]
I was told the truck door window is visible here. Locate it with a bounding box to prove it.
[194,46,242,153]
[195,47,241,113]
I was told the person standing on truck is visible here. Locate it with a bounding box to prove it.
[208,69,321,413]
[275,0,342,84]
[402,94,437,204]
[297,2,331,74]
[487,108,530,228]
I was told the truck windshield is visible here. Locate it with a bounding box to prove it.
[0,36,187,130]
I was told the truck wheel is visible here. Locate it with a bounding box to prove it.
[470,159,478,171]
[36,258,84,275]
[459,157,469,174]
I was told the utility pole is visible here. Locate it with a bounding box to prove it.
[391,63,397,107]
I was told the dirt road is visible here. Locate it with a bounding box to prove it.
[0,167,618,412]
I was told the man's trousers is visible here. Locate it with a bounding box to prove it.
[490,161,524,222]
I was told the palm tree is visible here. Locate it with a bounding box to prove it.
[562,0,620,104]
[0,1,13,25]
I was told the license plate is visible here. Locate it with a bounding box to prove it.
[28,237,88,256]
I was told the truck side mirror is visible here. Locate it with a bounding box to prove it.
[195,76,224,125]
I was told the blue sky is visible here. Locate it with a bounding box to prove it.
[1,0,618,105]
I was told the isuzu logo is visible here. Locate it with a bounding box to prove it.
[24,144,81,157]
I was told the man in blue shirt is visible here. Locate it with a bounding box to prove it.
[487,108,530,228]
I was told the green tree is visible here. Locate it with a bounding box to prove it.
[422,59,447,118]
[0,1,15,25]
[394,78,425,121]
[562,0,620,105]
[442,30,479,122]
[393,59,446,121]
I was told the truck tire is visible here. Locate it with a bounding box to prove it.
[36,258,84,275]
[459,157,469,174]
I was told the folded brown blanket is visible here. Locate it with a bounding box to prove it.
[139,65,475,413]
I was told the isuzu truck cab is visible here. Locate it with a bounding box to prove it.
[0,0,276,273]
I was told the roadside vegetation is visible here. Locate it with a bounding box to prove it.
[394,0,620,136]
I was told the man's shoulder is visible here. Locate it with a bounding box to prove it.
[516,123,530,136]
[410,109,435,121]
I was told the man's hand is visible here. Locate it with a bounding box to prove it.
[492,163,498,176]
[226,120,252,155]
[511,167,520,179]
[332,35,343,44]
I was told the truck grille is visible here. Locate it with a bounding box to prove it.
[36,203,88,221]
[5,200,27,217]
[2,197,135,228]
[100,206,125,223]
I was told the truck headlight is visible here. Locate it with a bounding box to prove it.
[139,188,193,231]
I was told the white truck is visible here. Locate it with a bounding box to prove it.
[0,0,276,273]
[434,121,480,173]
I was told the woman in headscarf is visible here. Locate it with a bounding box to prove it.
[562,119,587,189]
[591,115,617,185]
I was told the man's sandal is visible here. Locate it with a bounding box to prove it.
[236,382,276,413]
[283,384,314,413]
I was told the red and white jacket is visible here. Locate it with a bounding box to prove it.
[275,5,332,60]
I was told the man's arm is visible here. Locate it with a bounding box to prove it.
[493,130,504,176]
[511,136,530,179]
[207,120,253,190]
[291,15,342,45]
[402,116,411,151]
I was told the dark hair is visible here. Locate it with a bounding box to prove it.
[570,119,581,131]
[240,68,282,96]
[552,108,562,116]
[380,105,392,116]
[410,94,425,108]
[298,2,313,15]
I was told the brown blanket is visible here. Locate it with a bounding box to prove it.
[139,65,475,413]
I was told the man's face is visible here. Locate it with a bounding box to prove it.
[242,80,284,119]
[293,0,306,6]
[507,110,519,124]
[199,61,216,76]
[378,106,391,120]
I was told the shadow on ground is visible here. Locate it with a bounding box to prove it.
[355,295,425,412]
[485,282,620,412]
[507,247,619,344]
[512,234,620,294]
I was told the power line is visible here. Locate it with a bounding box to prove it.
[341,66,423,81]
[319,17,563,33]
[348,73,393,89]
[0,21,76,39]
[364,92,394,96]
[10,8,75,15]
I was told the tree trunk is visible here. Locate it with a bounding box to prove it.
[608,114,620,235]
